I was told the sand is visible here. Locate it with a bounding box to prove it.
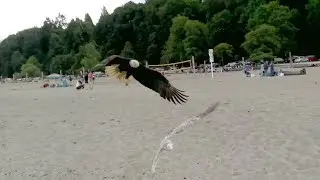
[1,68,320,180]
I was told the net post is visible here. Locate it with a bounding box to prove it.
[289,52,293,68]
[242,57,245,71]
[191,56,195,73]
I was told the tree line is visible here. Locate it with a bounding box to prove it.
[0,0,319,77]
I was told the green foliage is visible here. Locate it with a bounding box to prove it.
[121,41,136,58]
[81,57,99,71]
[306,0,320,25]
[242,24,281,61]
[208,10,233,46]
[26,56,42,69]
[162,15,208,63]
[213,43,233,64]
[50,54,74,73]
[162,15,189,63]
[247,1,298,53]
[79,42,101,70]
[20,56,42,77]
[0,0,319,77]
[13,72,22,80]
[240,0,266,24]
[11,51,26,72]
[91,63,106,72]
[304,0,320,55]
[248,51,274,61]
[183,20,209,60]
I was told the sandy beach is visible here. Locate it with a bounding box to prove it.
[1,68,320,180]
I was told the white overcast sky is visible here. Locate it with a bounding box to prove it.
[0,0,145,40]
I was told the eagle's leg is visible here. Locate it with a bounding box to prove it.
[124,73,131,86]
[125,78,130,86]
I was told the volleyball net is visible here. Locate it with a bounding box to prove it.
[146,59,195,74]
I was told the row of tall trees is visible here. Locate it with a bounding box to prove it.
[0,0,319,77]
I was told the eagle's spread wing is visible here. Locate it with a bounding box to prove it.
[104,55,130,66]
[103,55,188,104]
[156,81,188,104]
[132,66,188,104]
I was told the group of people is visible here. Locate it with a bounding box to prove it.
[243,60,281,77]
[42,75,72,88]
[244,63,254,77]
[76,71,95,90]
[260,61,278,76]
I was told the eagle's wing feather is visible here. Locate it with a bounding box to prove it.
[158,82,188,104]
[132,66,188,104]
[104,55,130,66]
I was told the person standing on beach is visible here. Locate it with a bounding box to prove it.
[84,72,89,84]
[88,71,95,89]
[244,63,252,77]
[89,71,94,83]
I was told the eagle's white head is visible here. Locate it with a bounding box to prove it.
[129,59,140,68]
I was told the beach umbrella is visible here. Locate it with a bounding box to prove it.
[46,73,62,79]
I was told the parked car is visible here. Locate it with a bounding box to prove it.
[197,63,219,73]
[307,55,317,61]
[223,62,243,71]
[274,57,284,64]
[284,58,291,63]
[294,56,309,63]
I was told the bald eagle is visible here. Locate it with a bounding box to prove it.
[103,55,188,104]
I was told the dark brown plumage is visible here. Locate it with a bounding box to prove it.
[103,55,188,104]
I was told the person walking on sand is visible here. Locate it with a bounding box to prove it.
[92,72,95,83]
[88,71,94,89]
[89,71,95,83]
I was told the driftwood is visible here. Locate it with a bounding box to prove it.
[150,102,220,179]
[280,68,306,76]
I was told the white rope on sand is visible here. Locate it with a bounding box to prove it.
[150,101,220,179]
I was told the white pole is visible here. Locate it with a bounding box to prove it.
[210,61,214,78]
[289,52,292,68]
[145,61,148,68]
[204,60,206,74]
[209,49,214,78]
[242,57,245,71]
[191,56,195,73]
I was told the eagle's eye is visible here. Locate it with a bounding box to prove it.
[129,60,140,68]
